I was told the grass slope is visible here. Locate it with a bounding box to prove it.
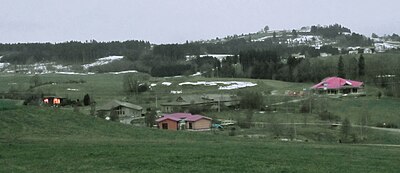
[1,106,400,173]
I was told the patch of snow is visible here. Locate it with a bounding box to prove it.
[53,64,71,71]
[170,90,182,94]
[178,81,257,90]
[82,56,124,70]
[108,70,137,74]
[252,35,273,42]
[162,82,172,86]
[55,72,92,75]
[190,72,202,76]
[0,62,9,69]
[0,56,10,69]
[150,83,157,87]
[376,74,396,78]
[164,75,182,79]
[67,88,79,91]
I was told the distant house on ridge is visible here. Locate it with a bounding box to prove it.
[311,77,365,95]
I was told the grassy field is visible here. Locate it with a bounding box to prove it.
[1,72,400,172]
[0,72,311,108]
[1,105,400,173]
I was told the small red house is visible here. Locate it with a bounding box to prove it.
[156,113,212,131]
[311,77,365,95]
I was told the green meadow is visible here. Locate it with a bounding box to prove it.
[1,105,400,173]
[1,72,400,172]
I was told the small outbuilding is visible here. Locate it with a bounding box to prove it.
[156,113,212,131]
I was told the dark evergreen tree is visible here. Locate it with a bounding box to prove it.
[341,117,352,142]
[358,54,365,77]
[83,94,90,106]
[338,56,345,78]
[145,108,157,127]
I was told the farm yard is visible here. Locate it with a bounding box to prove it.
[1,71,400,172]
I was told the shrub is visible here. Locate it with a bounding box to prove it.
[318,110,341,122]
[229,127,236,136]
[83,94,91,106]
[97,111,106,119]
[238,91,264,110]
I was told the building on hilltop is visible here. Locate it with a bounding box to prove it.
[311,77,365,96]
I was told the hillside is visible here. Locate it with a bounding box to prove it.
[1,104,400,172]
[1,24,399,77]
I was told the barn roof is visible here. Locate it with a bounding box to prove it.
[98,100,143,111]
[156,113,211,122]
[311,77,363,89]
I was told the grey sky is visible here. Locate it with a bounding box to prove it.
[1,0,399,44]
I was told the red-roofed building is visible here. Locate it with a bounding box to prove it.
[311,77,365,95]
[156,113,212,131]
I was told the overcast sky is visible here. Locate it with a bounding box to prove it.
[1,0,399,44]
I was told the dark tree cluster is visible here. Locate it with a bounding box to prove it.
[310,24,351,38]
[0,40,150,64]
[150,64,192,77]
[238,50,281,79]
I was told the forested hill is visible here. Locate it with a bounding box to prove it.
[1,24,399,83]
[0,40,151,64]
[0,24,375,65]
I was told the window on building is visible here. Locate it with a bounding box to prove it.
[53,98,61,105]
[162,123,168,129]
[116,107,125,115]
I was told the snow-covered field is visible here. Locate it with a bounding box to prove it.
[55,72,94,75]
[82,56,124,70]
[178,81,257,90]
[0,55,140,75]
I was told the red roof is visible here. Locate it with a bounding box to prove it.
[156,113,211,122]
[311,77,363,89]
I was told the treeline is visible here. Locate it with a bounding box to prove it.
[310,24,372,47]
[0,40,151,64]
[311,24,351,38]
